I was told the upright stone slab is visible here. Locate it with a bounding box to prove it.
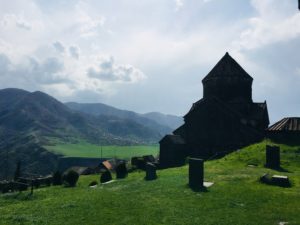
[189,158,204,190]
[266,145,280,168]
[100,170,112,183]
[116,163,128,179]
[145,163,157,181]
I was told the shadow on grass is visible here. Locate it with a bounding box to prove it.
[186,184,209,193]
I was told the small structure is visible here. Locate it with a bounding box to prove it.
[100,170,112,183]
[145,163,157,181]
[159,135,186,168]
[189,158,204,190]
[267,117,300,144]
[265,145,280,169]
[116,163,128,179]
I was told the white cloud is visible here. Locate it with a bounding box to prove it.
[53,41,65,53]
[235,0,300,50]
[175,0,184,11]
[69,46,80,59]
[87,57,146,83]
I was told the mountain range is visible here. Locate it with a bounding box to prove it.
[0,88,183,179]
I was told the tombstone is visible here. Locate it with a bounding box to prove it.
[143,155,155,163]
[145,163,157,181]
[266,145,280,169]
[137,158,146,170]
[116,163,128,179]
[100,170,112,183]
[189,158,204,190]
[131,157,139,167]
[271,175,291,187]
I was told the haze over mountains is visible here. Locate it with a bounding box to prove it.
[65,102,183,131]
[0,88,182,178]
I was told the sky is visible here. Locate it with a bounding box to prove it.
[0,0,299,123]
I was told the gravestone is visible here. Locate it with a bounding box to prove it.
[271,175,290,187]
[189,158,204,190]
[145,163,157,181]
[116,163,128,179]
[266,145,280,168]
[100,170,112,183]
[131,157,139,167]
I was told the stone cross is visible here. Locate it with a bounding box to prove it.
[189,158,204,190]
[145,162,157,181]
[266,145,280,169]
[116,163,128,179]
[100,170,112,183]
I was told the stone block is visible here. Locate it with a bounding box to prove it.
[189,158,204,190]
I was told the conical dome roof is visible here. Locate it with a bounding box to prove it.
[202,52,253,83]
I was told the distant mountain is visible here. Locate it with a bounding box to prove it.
[142,112,183,130]
[0,88,166,179]
[65,102,183,131]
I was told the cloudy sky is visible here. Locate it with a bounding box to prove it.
[0,0,299,123]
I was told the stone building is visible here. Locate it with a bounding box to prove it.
[267,117,300,144]
[159,52,269,168]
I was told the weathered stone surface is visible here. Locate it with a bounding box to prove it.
[100,170,112,183]
[189,158,204,190]
[266,145,280,168]
[145,163,157,181]
[116,163,128,179]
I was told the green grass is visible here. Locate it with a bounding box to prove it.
[1,140,300,225]
[45,142,159,159]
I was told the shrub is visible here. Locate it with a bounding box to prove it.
[52,171,63,185]
[63,170,79,187]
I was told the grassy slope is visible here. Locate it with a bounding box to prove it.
[1,140,300,225]
[45,142,159,159]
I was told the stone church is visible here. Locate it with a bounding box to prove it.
[159,52,270,168]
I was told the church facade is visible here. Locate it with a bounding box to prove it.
[159,52,269,168]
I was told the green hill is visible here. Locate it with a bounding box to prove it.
[0,88,166,179]
[1,140,299,225]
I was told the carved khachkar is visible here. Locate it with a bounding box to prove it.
[100,170,112,183]
[266,145,280,169]
[145,163,157,181]
[116,163,128,179]
[189,158,204,190]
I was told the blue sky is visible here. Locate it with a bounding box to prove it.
[0,0,299,123]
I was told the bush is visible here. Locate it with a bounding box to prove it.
[88,181,98,187]
[63,170,79,187]
[52,171,63,185]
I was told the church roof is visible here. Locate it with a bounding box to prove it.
[268,117,300,131]
[202,52,253,83]
[184,97,244,119]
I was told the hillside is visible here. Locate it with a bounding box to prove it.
[0,88,167,179]
[1,140,299,225]
[65,102,183,131]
